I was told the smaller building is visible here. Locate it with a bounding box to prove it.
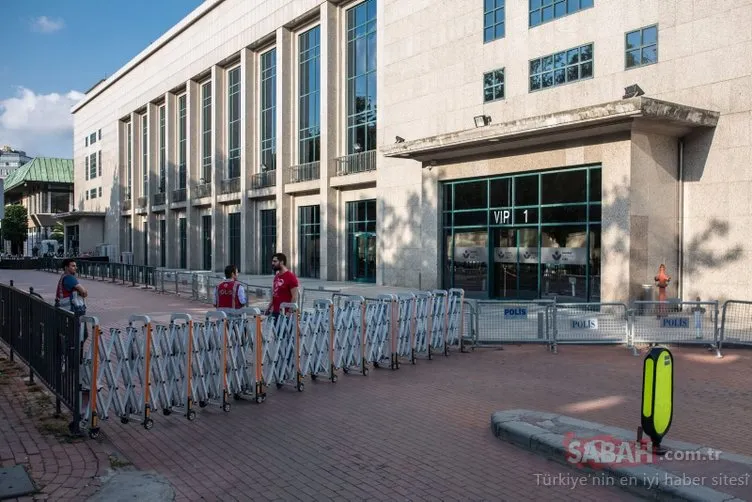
[0,146,32,180]
[3,157,73,256]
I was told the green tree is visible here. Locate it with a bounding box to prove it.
[2,204,29,255]
[50,222,64,243]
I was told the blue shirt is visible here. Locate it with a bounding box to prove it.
[62,275,79,293]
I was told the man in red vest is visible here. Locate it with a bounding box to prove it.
[214,264,247,312]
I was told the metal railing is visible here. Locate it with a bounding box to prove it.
[474,300,555,346]
[0,281,81,430]
[719,300,752,350]
[334,150,376,176]
[172,188,187,203]
[288,161,320,183]
[193,182,211,199]
[251,170,276,189]
[136,196,147,209]
[39,257,156,288]
[152,192,166,206]
[220,177,241,194]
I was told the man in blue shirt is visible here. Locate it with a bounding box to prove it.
[55,258,88,314]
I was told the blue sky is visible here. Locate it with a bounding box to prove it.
[0,0,204,158]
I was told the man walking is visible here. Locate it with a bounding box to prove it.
[214,264,247,313]
[266,253,299,319]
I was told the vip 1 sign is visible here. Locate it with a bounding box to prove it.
[661,317,689,328]
[504,307,528,320]
[571,318,599,330]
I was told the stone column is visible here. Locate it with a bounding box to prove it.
[275,27,294,259]
[146,102,158,267]
[186,79,200,270]
[211,65,226,272]
[164,91,176,268]
[240,48,256,275]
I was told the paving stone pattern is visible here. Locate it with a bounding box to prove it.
[4,270,751,500]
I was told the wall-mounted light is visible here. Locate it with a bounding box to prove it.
[474,114,492,127]
[395,136,405,143]
[623,84,645,99]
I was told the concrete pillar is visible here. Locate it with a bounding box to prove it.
[164,91,176,268]
[240,48,256,275]
[211,65,226,272]
[275,27,294,260]
[146,102,158,267]
[319,1,340,281]
[186,79,200,270]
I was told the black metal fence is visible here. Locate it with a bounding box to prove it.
[38,257,156,288]
[0,281,81,430]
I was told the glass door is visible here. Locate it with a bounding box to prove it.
[350,232,376,282]
[517,227,540,299]
[492,228,516,299]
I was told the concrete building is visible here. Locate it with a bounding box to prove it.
[3,157,73,255]
[0,146,32,179]
[69,0,751,303]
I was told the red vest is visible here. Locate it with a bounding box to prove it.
[56,275,71,300]
[216,280,241,309]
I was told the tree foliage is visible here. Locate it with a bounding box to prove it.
[2,204,29,255]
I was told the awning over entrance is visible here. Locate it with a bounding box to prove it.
[381,97,720,163]
[31,213,58,228]
[54,211,106,222]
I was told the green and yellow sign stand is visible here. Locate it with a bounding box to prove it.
[640,346,674,454]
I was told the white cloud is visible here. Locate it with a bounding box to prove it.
[0,87,84,158]
[32,16,65,34]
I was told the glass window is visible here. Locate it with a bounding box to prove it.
[89,152,97,179]
[159,219,166,267]
[260,209,276,273]
[515,175,538,206]
[201,82,212,182]
[228,213,241,269]
[260,50,277,172]
[159,105,166,192]
[529,43,593,92]
[529,0,593,28]
[454,180,488,210]
[202,215,212,270]
[346,0,377,154]
[625,24,658,69]
[126,121,132,199]
[541,169,587,204]
[589,168,601,202]
[483,68,505,103]
[484,0,505,43]
[299,26,321,164]
[178,95,187,189]
[227,67,241,179]
[298,205,321,278]
[489,178,510,207]
[179,217,187,269]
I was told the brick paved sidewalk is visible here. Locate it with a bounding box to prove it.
[0,352,110,501]
[5,270,751,500]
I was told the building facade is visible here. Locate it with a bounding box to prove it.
[70,0,751,302]
[3,158,73,256]
[0,146,32,179]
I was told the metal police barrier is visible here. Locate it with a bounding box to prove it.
[154,314,197,420]
[412,292,433,358]
[395,293,417,366]
[363,295,394,369]
[551,303,632,354]
[225,308,263,403]
[79,315,156,438]
[718,300,752,351]
[299,301,336,382]
[446,288,466,349]
[192,311,232,411]
[333,296,368,376]
[474,300,555,345]
[428,290,449,359]
[631,301,721,357]
[262,303,305,391]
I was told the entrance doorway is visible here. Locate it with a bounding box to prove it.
[491,227,540,300]
[350,232,376,282]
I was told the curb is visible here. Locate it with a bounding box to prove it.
[491,410,748,502]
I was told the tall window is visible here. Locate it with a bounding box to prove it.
[260,209,276,273]
[227,67,241,179]
[298,205,320,278]
[484,0,505,43]
[201,81,212,183]
[529,0,593,28]
[260,49,277,172]
[346,0,377,155]
[178,217,187,269]
[228,213,241,269]
[299,26,321,164]
[178,95,187,189]
[141,114,148,196]
[126,122,132,199]
[202,215,212,270]
[89,152,97,179]
[483,68,505,102]
[158,104,166,193]
[159,219,166,267]
[143,221,148,266]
